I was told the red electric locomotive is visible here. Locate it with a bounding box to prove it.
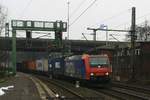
[82,54,111,83]
[63,54,111,83]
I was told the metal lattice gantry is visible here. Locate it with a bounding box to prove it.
[11,20,67,31]
[11,20,67,75]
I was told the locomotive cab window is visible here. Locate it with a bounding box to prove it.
[89,56,110,67]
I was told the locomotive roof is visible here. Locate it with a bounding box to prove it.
[65,54,108,60]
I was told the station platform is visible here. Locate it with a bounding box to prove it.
[0,72,41,100]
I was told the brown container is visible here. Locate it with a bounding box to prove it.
[22,61,28,69]
[27,60,36,70]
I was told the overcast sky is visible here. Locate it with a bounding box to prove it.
[1,0,150,41]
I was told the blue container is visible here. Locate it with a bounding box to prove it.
[64,56,86,80]
[48,57,65,76]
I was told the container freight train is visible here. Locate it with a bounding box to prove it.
[20,54,111,84]
[49,54,112,83]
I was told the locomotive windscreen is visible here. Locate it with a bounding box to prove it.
[89,56,109,67]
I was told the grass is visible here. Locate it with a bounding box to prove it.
[0,71,11,83]
[0,78,6,83]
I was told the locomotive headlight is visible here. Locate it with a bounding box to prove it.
[90,73,94,76]
[105,72,109,76]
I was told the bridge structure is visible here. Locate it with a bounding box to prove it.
[0,37,128,53]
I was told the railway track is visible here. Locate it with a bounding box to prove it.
[33,74,150,100]
[94,87,150,100]
[35,75,91,100]
[34,75,121,100]
[36,75,139,100]
[93,82,150,100]
[112,81,150,96]
[50,79,112,100]
[111,82,150,100]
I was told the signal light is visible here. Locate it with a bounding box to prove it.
[90,73,94,76]
[105,72,109,76]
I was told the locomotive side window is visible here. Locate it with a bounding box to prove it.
[89,57,109,67]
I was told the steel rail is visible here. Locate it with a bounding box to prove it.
[36,76,86,100]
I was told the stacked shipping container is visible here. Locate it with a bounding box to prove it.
[21,58,48,74]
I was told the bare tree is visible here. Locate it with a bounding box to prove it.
[0,4,7,36]
[125,21,150,42]
[0,5,7,69]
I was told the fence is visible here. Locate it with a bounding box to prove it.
[112,46,149,81]
[0,51,11,77]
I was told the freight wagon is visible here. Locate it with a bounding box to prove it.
[21,58,48,76]
[48,57,65,78]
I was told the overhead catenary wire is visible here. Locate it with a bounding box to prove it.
[109,34,120,42]
[98,8,131,24]
[70,0,87,19]
[19,0,33,18]
[33,32,52,35]
[69,0,98,27]
[113,11,150,28]
[36,33,51,39]
[16,33,23,37]
[136,20,148,26]
[16,31,51,38]
[82,33,89,41]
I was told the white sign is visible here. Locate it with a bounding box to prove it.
[55,62,61,68]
